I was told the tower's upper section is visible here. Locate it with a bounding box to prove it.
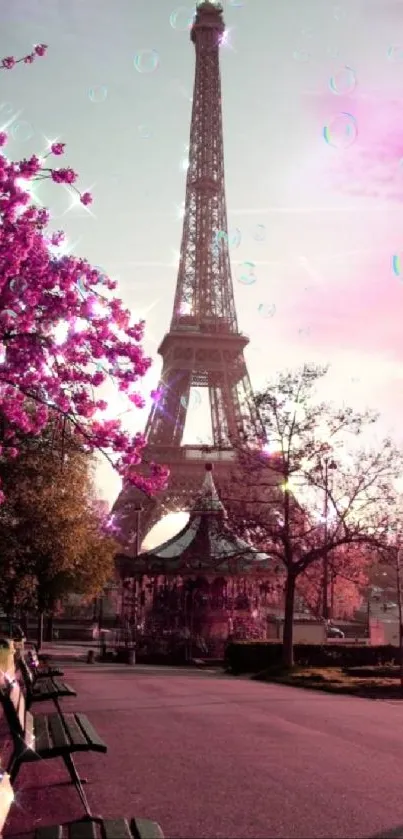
[191,2,225,43]
[170,0,240,336]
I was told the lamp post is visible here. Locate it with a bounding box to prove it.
[395,543,403,691]
[132,506,142,645]
[322,453,337,622]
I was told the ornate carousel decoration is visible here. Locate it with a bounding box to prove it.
[116,464,282,659]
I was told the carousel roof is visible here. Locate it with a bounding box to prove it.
[118,463,275,578]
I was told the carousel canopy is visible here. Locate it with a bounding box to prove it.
[117,463,275,579]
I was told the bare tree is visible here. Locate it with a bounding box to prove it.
[223,363,403,668]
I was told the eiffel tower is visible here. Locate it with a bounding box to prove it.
[112,1,265,552]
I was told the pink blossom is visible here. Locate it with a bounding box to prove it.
[50,142,65,156]
[50,231,64,246]
[0,44,169,503]
[6,448,18,459]
[1,57,15,70]
[51,167,77,185]
[0,46,47,72]
[129,392,146,408]
[34,44,47,57]
[80,192,92,206]
[0,134,7,147]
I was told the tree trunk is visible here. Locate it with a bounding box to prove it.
[282,571,296,669]
[36,611,44,651]
[5,612,13,639]
[45,613,54,642]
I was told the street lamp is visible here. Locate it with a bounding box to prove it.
[131,506,142,644]
[321,453,337,622]
[385,524,403,690]
[395,542,403,690]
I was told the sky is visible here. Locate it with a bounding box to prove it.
[1,0,403,547]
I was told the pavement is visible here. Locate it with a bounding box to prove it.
[5,665,403,838]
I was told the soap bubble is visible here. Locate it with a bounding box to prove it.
[94,265,108,284]
[134,50,160,74]
[170,7,194,31]
[333,6,346,21]
[89,86,108,103]
[323,113,357,149]
[236,262,257,285]
[229,0,243,6]
[293,50,310,63]
[11,121,34,142]
[329,66,356,95]
[9,278,27,294]
[253,224,266,242]
[387,45,403,61]
[214,228,241,248]
[180,390,202,410]
[215,230,228,246]
[138,124,152,139]
[258,303,276,318]
[0,102,13,117]
[229,228,241,248]
[392,254,402,277]
[77,275,87,294]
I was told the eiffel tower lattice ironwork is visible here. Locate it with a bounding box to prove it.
[112,1,265,552]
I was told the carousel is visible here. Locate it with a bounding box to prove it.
[116,463,281,660]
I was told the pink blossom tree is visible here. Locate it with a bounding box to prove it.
[0,46,168,502]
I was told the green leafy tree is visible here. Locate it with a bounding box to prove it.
[224,363,402,668]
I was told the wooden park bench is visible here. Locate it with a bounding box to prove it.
[25,647,64,680]
[17,654,77,711]
[0,678,107,815]
[0,763,164,839]
[34,816,165,838]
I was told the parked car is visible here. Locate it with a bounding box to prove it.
[326,625,345,639]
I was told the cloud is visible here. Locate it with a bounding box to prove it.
[311,93,403,202]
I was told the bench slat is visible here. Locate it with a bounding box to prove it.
[53,679,75,693]
[35,666,64,679]
[35,820,165,839]
[103,819,132,839]
[35,827,63,839]
[54,682,76,697]
[34,679,51,695]
[131,819,165,839]
[47,712,71,749]
[75,714,107,752]
[34,713,52,752]
[68,821,98,839]
[31,680,76,700]
[62,713,88,747]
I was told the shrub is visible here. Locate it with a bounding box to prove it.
[225,641,399,674]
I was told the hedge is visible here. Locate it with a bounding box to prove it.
[224,641,400,674]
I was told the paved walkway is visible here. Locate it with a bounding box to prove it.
[6,665,403,838]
